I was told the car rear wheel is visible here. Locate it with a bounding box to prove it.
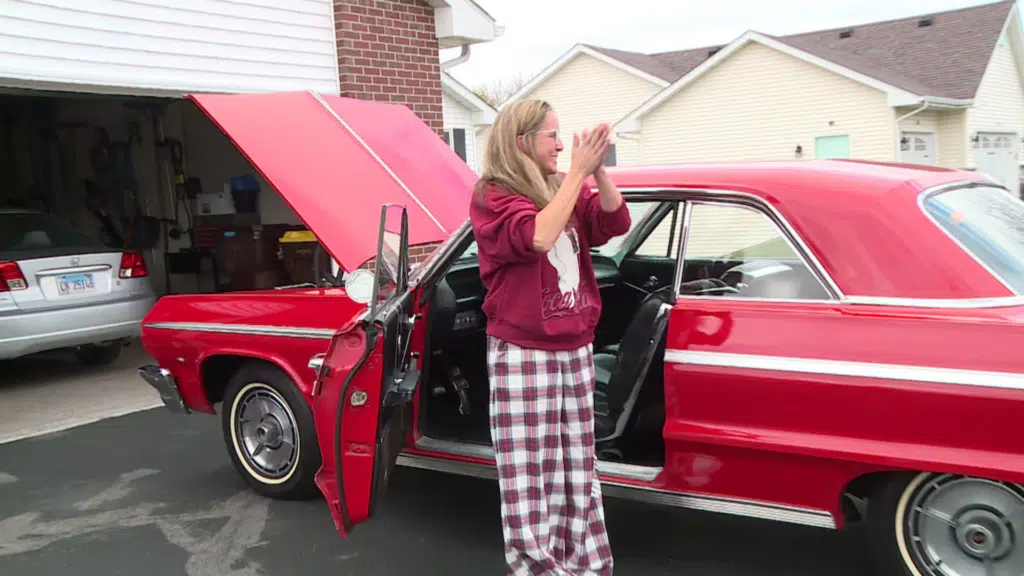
[221,363,320,500]
[74,342,123,366]
[866,471,1024,576]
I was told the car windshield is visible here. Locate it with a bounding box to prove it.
[922,185,1024,295]
[0,211,107,260]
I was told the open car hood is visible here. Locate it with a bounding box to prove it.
[189,91,477,272]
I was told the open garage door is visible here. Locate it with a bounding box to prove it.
[0,90,315,298]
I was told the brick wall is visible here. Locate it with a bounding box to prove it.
[334,0,444,135]
[333,0,446,270]
[358,241,442,272]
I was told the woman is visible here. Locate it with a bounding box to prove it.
[470,99,631,575]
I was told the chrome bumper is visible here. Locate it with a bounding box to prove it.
[138,365,190,414]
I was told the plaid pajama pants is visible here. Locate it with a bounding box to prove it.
[487,335,614,576]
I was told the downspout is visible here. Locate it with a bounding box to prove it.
[441,45,471,70]
[617,131,644,165]
[894,101,930,161]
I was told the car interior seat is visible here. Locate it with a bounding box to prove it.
[592,286,673,451]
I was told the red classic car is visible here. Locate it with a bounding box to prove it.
[139,91,1024,576]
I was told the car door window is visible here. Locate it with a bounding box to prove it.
[634,203,681,258]
[681,201,833,300]
[593,201,660,257]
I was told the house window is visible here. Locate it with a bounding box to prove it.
[814,135,851,159]
[603,143,617,167]
[445,128,467,162]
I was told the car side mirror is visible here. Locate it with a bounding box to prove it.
[344,269,375,304]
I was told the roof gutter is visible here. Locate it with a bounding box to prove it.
[921,95,974,108]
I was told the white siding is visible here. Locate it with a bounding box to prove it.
[442,91,479,172]
[0,0,339,95]
[523,53,664,169]
[967,29,1024,174]
[638,42,894,164]
[476,126,491,172]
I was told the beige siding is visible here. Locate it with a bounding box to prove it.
[897,109,940,133]
[967,32,1024,169]
[638,42,894,164]
[937,110,968,169]
[523,53,663,170]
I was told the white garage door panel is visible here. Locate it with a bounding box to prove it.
[975,133,1019,191]
[901,132,937,165]
[0,0,339,95]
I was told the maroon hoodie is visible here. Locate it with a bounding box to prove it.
[470,179,632,351]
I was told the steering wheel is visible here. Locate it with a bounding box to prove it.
[693,285,739,295]
[679,277,739,296]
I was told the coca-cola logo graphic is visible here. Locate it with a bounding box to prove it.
[542,227,582,319]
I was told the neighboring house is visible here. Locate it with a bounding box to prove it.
[441,72,497,172]
[500,0,1024,194]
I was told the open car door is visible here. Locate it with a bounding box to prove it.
[311,204,420,537]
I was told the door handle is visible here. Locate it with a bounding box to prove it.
[308,353,326,372]
[643,276,660,291]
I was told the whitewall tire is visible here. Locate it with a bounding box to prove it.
[221,363,321,500]
[867,471,1024,576]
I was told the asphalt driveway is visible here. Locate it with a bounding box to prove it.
[0,405,876,576]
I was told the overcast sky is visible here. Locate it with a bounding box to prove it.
[442,0,1009,90]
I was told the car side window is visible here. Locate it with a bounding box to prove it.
[634,203,681,258]
[680,202,833,300]
[592,200,660,256]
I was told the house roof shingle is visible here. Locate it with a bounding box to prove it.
[586,0,1015,100]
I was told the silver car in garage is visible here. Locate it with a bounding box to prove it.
[0,209,157,365]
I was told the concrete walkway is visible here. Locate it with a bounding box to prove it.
[0,343,162,444]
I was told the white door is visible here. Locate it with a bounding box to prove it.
[975,132,1019,191]
[901,132,937,165]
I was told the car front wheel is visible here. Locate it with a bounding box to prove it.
[221,363,321,500]
[867,471,1024,576]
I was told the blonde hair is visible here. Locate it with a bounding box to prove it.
[475,99,562,208]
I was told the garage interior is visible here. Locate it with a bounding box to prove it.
[0,89,329,298]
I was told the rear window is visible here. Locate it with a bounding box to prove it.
[0,212,107,259]
[922,185,1024,294]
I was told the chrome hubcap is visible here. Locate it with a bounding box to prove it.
[906,475,1024,576]
[235,387,298,479]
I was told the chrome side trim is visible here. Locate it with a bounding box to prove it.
[845,294,1024,309]
[917,180,1020,296]
[414,436,662,483]
[144,322,336,340]
[396,453,836,530]
[666,349,1024,391]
